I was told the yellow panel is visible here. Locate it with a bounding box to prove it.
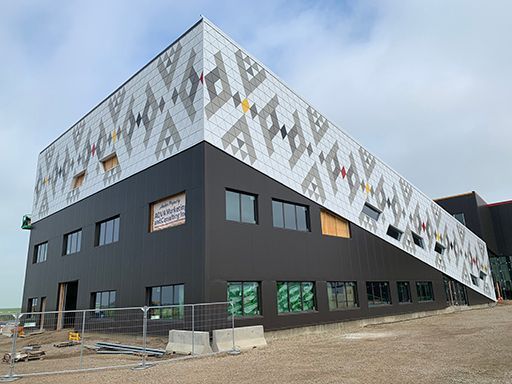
[335,217,351,238]
[241,98,250,113]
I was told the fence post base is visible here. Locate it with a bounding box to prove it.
[227,348,241,356]
[131,361,155,371]
[0,375,21,382]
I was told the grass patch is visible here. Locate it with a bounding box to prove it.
[0,308,20,315]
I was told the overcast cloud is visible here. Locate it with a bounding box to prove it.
[0,0,510,308]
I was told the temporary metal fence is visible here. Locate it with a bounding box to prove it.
[0,302,236,381]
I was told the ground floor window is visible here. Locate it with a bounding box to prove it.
[397,281,412,303]
[366,281,391,306]
[92,290,116,318]
[327,282,358,310]
[227,282,261,317]
[416,282,434,302]
[147,284,184,319]
[277,282,315,313]
[27,297,39,319]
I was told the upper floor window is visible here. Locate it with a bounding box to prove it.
[102,153,119,172]
[33,242,48,263]
[366,281,391,306]
[277,282,315,313]
[227,282,261,317]
[453,213,466,226]
[327,281,358,310]
[96,216,120,246]
[434,242,445,255]
[386,225,403,241]
[320,210,350,238]
[147,284,184,320]
[272,200,309,232]
[361,203,381,221]
[225,190,257,224]
[92,290,117,318]
[416,281,434,302]
[63,229,82,255]
[412,232,425,249]
[72,171,85,189]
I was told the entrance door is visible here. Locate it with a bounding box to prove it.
[39,297,47,330]
[443,275,468,306]
[56,281,79,330]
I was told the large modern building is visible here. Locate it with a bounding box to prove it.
[22,18,496,331]
[436,192,512,300]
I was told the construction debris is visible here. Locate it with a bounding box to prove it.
[53,341,80,348]
[94,342,165,357]
[2,350,46,363]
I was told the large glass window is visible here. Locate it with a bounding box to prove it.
[397,281,412,303]
[33,242,48,263]
[272,200,310,232]
[63,229,82,255]
[366,281,391,306]
[147,284,185,320]
[227,282,261,317]
[96,216,120,246]
[92,291,116,318]
[277,282,315,313]
[416,281,434,302]
[225,190,257,224]
[327,282,358,310]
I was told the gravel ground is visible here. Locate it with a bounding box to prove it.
[4,303,512,384]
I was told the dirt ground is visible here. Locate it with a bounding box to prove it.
[3,303,512,384]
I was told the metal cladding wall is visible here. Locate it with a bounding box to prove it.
[22,144,206,312]
[203,143,492,330]
[201,19,495,301]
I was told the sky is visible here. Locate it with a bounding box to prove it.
[0,0,511,308]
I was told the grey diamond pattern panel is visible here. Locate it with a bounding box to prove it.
[32,22,204,223]
[201,20,495,301]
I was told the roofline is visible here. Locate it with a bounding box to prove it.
[486,199,512,208]
[433,191,475,202]
[39,16,204,155]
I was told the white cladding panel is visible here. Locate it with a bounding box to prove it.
[32,22,204,222]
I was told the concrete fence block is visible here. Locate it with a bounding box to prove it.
[166,330,213,355]
[212,325,267,352]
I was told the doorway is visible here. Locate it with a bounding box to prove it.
[56,281,79,330]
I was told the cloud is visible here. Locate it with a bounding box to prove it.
[1,0,510,307]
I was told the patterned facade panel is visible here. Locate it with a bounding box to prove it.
[201,20,495,301]
[32,22,205,222]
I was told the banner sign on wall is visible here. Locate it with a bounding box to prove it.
[150,192,186,232]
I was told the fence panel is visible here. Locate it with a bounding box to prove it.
[0,313,17,378]
[0,302,234,379]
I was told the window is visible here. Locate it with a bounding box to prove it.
[272,200,309,231]
[102,153,119,172]
[225,190,257,224]
[361,203,381,221]
[397,282,412,303]
[277,282,315,313]
[434,242,445,255]
[386,225,403,241]
[227,282,261,317]
[479,270,487,280]
[366,281,391,306]
[453,213,466,226]
[470,274,479,286]
[327,282,358,310]
[320,210,351,238]
[63,229,82,255]
[72,171,85,189]
[27,298,39,314]
[92,291,117,318]
[33,242,48,263]
[416,282,434,302]
[147,284,184,320]
[96,216,120,246]
[412,232,424,249]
